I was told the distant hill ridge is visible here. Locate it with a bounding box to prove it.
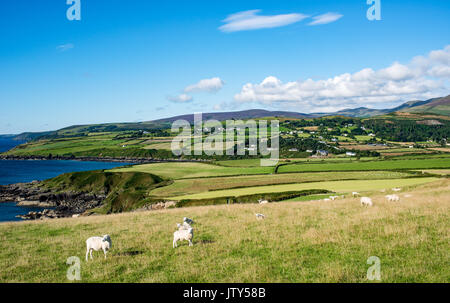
[4,95,449,141]
[152,109,312,123]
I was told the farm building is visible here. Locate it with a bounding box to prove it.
[316,150,329,156]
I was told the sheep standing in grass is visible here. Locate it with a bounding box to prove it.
[86,235,112,261]
[183,217,194,225]
[352,192,360,197]
[385,194,400,202]
[173,227,194,248]
[329,196,339,201]
[177,221,192,230]
[392,188,402,192]
[360,197,373,207]
[258,199,269,204]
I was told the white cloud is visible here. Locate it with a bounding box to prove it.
[219,10,308,33]
[57,43,74,52]
[308,12,343,26]
[167,94,193,103]
[185,77,225,93]
[234,45,450,112]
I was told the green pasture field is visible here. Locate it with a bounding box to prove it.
[0,179,447,282]
[277,158,450,173]
[109,162,274,179]
[149,171,415,198]
[5,134,136,156]
[170,177,438,200]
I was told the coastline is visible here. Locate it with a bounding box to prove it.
[0,181,106,220]
[0,154,211,164]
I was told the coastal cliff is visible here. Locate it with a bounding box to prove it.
[0,170,171,220]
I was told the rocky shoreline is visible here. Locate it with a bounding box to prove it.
[1,180,179,221]
[0,181,106,220]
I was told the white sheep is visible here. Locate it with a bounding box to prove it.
[255,213,265,220]
[258,199,269,204]
[183,217,194,225]
[392,188,401,192]
[385,194,400,202]
[177,221,191,230]
[329,196,339,200]
[404,194,413,198]
[173,227,194,248]
[352,192,360,197]
[360,197,373,207]
[323,198,331,201]
[86,235,111,261]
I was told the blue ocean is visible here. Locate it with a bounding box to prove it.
[0,138,133,222]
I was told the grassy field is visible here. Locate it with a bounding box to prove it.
[170,177,438,200]
[5,134,128,156]
[149,171,415,197]
[278,158,450,173]
[110,162,274,179]
[415,169,450,175]
[0,179,448,283]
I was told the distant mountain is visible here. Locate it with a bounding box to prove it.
[399,95,450,116]
[12,131,56,142]
[313,107,387,118]
[6,95,449,142]
[312,95,449,117]
[152,109,313,123]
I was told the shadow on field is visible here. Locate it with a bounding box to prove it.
[198,239,215,245]
[113,250,144,256]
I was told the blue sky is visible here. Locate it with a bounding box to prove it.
[0,0,449,133]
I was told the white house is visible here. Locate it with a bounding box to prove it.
[316,150,328,156]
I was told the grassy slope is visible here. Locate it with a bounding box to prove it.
[109,162,274,179]
[41,171,167,213]
[0,179,448,282]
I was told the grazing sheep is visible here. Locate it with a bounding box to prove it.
[392,188,401,192]
[86,235,111,261]
[258,199,269,204]
[323,198,331,201]
[183,217,194,225]
[352,192,360,197]
[329,196,339,200]
[177,221,191,230]
[385,194,400,202]
[360,197,373,207]
[255,213,265,220]
[173,227,194,248]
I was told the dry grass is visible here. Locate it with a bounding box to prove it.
[0,180,448,283]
